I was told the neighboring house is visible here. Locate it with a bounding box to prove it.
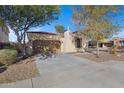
[88,39,113,48]
[88,37,124,49]
[27,29,87,53]
[0,26,9,43]
[111,37,124,46]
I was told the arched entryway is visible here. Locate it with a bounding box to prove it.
[75,38,82,48]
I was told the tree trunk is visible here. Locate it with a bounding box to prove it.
[96,41,99,58]
[17,37,23,52]
[22,29,27,57]
[15,30,23,55]
[85,39,89,52]
[86,41,89,49]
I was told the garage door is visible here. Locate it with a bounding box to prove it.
[32,40,61,54]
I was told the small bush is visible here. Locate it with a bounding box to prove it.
[0,49,18,66]
[109,45,117,54]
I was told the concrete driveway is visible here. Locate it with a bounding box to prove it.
[0,53,124,88]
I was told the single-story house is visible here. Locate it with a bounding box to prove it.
[88,37,124,50]
[111,37,124,46]
[27,29,87,54]
[88,39,113,48]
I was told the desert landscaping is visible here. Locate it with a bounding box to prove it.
[0,5,124,88]
[0,56,39,84]
[74,51,124,62]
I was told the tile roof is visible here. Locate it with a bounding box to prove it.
[27,31,57,35]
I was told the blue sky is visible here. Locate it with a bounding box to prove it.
[9,5,124,42]
[30,5,77,32]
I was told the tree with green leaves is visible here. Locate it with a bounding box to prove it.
[72,5,120,57]
[0,5,60,56]
[55,24,65,33]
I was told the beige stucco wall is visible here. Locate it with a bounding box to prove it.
[61,30,77,53]
[60,38,64,52]
[60,30,87,53]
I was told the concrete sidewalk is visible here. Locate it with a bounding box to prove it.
[0,54,124,88]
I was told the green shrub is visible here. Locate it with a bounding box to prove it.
[2,43,21,54]
[0,49,18,66]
